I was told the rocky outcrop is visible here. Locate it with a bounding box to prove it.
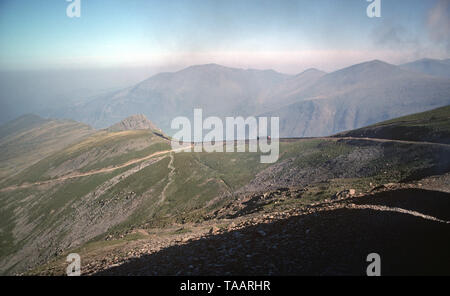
[107,114,161,132]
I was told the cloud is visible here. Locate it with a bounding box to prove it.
[370,18,432,62]
[373,21,418,49]
[370,8,449,62]
[427,0,450,51]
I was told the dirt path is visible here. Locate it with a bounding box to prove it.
[291,136,450,148]
[0,145,191,192]
[158,153,175,205]
[205,136,450,148]
[331,136,450,147]
[342,203,450,224]
[2,136,448,193]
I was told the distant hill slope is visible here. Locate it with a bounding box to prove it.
[0,115,94,180]
[57,64,295,132]
[400,58,450,79]
[0,114,49,139]
[263,60,450,137]
[335,105,450,144]
[257,68,327,112]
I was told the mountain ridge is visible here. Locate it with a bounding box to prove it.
[262,59,450,137]
[400,58,450,78]
[43,58,450,138]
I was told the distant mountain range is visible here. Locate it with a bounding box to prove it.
[44,58,450,137]
[400,58,450,78]
[265,59,450,137]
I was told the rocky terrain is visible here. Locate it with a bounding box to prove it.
[31,174,450,276]
[106,114,161,133]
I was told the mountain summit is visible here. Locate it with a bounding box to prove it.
[107,114,160,132]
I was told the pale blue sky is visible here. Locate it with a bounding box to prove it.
[0,0,448,72]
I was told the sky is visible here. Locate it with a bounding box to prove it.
[0,0,449,73]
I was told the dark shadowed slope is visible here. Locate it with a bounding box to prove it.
[94,188,450,276]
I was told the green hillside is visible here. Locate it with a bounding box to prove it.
[4,129,170,185]
[335,105,450,144]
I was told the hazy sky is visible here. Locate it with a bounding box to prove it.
[0,0,449,73]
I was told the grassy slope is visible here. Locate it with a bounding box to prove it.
[72,136,450,234]
[335,105,450,143]
[3,130,170,185]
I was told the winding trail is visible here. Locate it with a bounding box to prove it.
[158,153,175,205]
[332,136,450,148]
[0,145,191,192]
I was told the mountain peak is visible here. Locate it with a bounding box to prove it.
[361,59,393,67]
[107,114,160,132]
[296,68,326,77]
[181,63,232,72]
[329,59,402,79]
